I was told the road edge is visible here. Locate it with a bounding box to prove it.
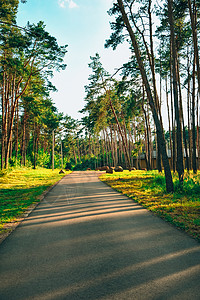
[0,173,69,245]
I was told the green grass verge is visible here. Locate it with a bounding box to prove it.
[100,170,200,242]
[0,167,71,235]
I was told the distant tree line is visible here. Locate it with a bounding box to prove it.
[78,0,200,192]
[0,0,67,169]
[1,0,200,194]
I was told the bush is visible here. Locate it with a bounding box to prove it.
[0,170,8,177]
[174,177,200,195]
[65,162,72,170]
[36,150,51,167]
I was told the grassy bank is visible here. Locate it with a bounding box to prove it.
[100,170,200,242]
[0,168,70,236]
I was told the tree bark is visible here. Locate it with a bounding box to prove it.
[187,46,192,169]
[117,0,173,192]
[192,55,197,173]
[21,111,27,166]
[188,0,200,97]
[177,60,189,171]
[168,0,184,182]
[108,91,131,169]
[165,76,173,169]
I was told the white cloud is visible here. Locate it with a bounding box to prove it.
[69,0,78,8]
[58,1,65,8]
[58,0,78,9]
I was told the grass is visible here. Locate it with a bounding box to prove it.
[100,170,200,242]
[0,167,71,236]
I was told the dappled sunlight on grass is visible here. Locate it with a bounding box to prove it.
[0,168,70,234]
[100,170,200,241]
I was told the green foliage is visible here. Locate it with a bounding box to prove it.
[65,162,72,170]
[0,170,8,177]
[0,0,19,23]
[73,157,97,171]
[151,173,166,187]
[36,150,51,168]
[0,1,67,170]
[174,175,200,196]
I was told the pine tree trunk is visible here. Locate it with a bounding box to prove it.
[15,103,19,165]
[103,130,108,166]
[168,0,184,181]
[196,93,199,169]
[21,112,27,166]
[142,101,151,170]
[105,128,112,167]
[33,128,37,170]
[188,0,200,97]
[177,60,189,171]
[110,126,116,166]
[118,134,123,166]
[108,91,131,169]
[117,0,173,192]
[133,120,138,169]
[165,76,173,169]
[76,138,81,162]
[170,57,176,172]
[1,71,6,169]
[129,128,134,166]
[198,114,200,169]
[114,125,118,166]
[192,55,197,173]
[73,144,78,166]
[52,129,54,171]
[187,46,192,169]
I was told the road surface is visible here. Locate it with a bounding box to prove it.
[0,171,200,300]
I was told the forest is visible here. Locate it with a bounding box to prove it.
[1,0,200,193]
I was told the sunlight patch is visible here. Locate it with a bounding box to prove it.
[58,0,78,9]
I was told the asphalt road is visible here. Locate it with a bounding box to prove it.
[0,171,200,300]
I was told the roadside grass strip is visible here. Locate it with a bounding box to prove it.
[0,168,70,236]
[100,170,200,242]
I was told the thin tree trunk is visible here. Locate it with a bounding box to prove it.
[188,0,200,97]
[133,119,138,169]
[108,91,131,169]
[187,46,192,169]
[15,102,19,165]
[76,138,81,162]
[165,76,173,169]
[142,89,151,170]
[168,0,184,181]
[110,126,116,166]
[199,114,200,169]
[52,129,54,171]
[177,60,189,171]
[105,128,113,167]
[21,111,27,166]
[103,129,109,166]
[1,70,6,169]
[117,0,173,192]
[61,139,63,170]
[114,125,118,166]
[33,127,37,170]
[101,134,105,166]
[196,93,199,169]
[73,144,77,165]
[170,52,176,172]
[192,54,197,173]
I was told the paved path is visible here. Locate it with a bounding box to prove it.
[0,171,200,300]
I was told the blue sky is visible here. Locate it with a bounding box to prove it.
[17,0,130,120]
